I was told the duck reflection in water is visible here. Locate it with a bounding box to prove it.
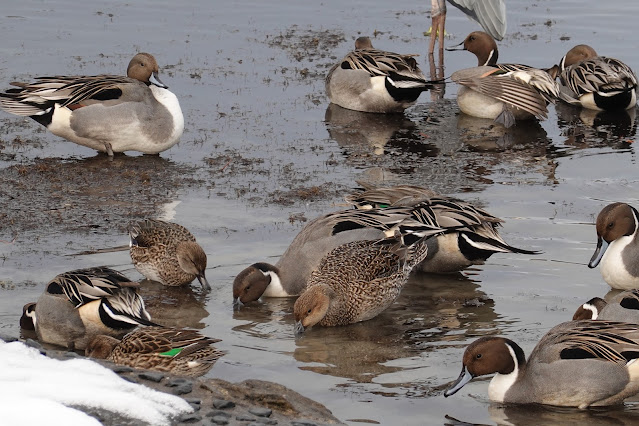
[324,103,435,157]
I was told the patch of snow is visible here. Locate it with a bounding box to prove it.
[0,340,193,425]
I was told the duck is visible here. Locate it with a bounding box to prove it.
[0,53,183,156]
[293,231,430,333]
[573,291,639,322]
[345,183,540,273]
[85,326,223,377]
[326,37,436,113]
[444,320,639,408]
[588,202,639,290]
[555,44,637,111]
[29,267,156,350]
[19,302,36,330]
[428,0,507,55]
[129,219,210,291]
[447,31,559,128]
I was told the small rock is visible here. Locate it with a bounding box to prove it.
[24,339,43,351]
[0,333,18,343]
[206,411,231,418]
[212,399,235,409]
[179,413,202,423]
[210,416,230,425]
[111,365,134,374]
[171,383,193,395]
[235,414,255,421]
[253,418,277,425]
[138,371,165,382]
[248,407,272,418]
[291,422,317,426]
[185,397,201,405]
[121,376,139,384]
[63,351,80,358]
[166,377,190,386]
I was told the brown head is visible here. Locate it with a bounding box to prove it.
[572,297,607,320]
[126,52,167,88]
[85,334,120,359]
[177,241,210,291]
[355,36,374,50]
[232,263,278,306]
[20,302,36,330]
[589,203,638,268]
[560,44,598,69]
[293,285,334,334]
[447,31,499,66]
[444,336,525,397]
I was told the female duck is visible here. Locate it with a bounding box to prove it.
[0,53,183,155]
[28,267,156,350]
[86,327,223,377]
[445,320,639,407]
[588,202,639,290]
[294,232,430,333]
[556,44,637,111]
[345,183,539,273]
[447,31,559,127]
[326,37,435,113]
[129,219,210,291]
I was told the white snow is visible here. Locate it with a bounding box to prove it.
[0,340,193,425]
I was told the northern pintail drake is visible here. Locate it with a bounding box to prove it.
[345,183,539,273]
[86,327,223,377]
[447,31,559,128]
[233,203,435,306]
[0,53,184,156]
[294,232,430,333]
[555,44,637,111]
[30,267,156,350]
[445,320,639,407]
[326,37,435,113]
[573,291,639,323]
[233,198,487,306]
[588,202,639,290]
[428,0,507,55]
[129,219,210,291]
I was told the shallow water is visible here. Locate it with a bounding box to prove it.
[1,0,639,424]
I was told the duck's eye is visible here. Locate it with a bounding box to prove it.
[307,309,312,314]
[469,36,475,41]
[476,353,482,359]
[608,222,614,229]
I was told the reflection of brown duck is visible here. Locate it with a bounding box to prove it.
[456,112,550,152]
[139,280,209,329]
[324,103,418,156]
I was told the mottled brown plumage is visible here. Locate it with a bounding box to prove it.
[129,219,210,290]
[86,327,223,377]
[294,234,429,332]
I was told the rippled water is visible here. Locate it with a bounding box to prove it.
[1,0,639,424]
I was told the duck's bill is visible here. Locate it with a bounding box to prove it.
[198,275,212,291]
[445,41,465,52]
[444,366,473,397]
[149,72,168,89]
[232,297,244,310]
[294,320,305,336]
[588,238,609,268]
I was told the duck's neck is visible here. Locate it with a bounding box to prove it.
[481,48,499,67]
[488,340,525,402]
